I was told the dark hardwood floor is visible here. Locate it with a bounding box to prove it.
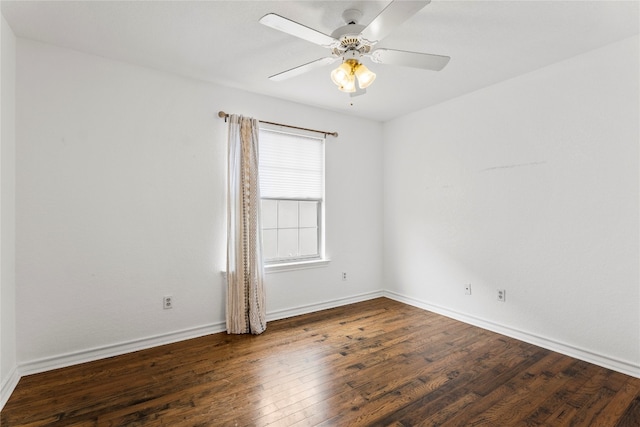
[2,297,639,426]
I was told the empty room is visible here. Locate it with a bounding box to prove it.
[1,0,639,425]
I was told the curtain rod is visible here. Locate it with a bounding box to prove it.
[218,111,338,138]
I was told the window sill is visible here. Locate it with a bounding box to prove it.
[220,259,330,279]
[265,258,330,273]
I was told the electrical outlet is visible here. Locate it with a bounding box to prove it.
[342,272,347,281]
[464,284,472,295]
[497,289,506,302]
[163,295,173,309]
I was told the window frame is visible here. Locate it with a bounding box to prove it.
[261,197,322,264]
[258,125,326,268]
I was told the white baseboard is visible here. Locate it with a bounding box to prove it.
[266,290,385,322]
[0,365,20,411]
[384,290,640,379]
[18,321,226,378]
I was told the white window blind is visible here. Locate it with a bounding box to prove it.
[259,129,324,199]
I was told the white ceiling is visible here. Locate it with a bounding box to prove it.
[2,0,638,122]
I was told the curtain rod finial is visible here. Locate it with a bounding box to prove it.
[218,111,228,118]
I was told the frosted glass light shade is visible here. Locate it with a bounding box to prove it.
[355,64,376,89]
[338,74,356,93]
[330,62,352,87]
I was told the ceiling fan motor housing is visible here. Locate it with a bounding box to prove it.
[331,22,373,58]
[331,9,373,56]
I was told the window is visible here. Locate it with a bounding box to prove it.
[259,127,325,265]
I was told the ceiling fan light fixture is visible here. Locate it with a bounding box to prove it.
[332,58,373,92]
[354,63,376,89]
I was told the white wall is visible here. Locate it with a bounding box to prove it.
[383,36,639,376]
[15,39,383,370]
[7,24,637,403]
[0,13,18,409]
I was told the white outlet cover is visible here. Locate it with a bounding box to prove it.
[163,296,173,309]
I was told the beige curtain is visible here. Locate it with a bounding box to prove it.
[226,115,267,335]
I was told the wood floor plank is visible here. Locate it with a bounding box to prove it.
[2,297,639,427]
[541,366,621,426]
[364,339,550,426]
[615,395,640,427]
[518,360,599,426]
[461,351,576,425]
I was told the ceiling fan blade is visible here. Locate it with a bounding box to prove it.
[259,13,336,47]
[371,48,450,71]
[269,57,337,81]
[361,0,431,43]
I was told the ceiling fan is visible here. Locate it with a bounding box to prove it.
[259,0,450,95]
